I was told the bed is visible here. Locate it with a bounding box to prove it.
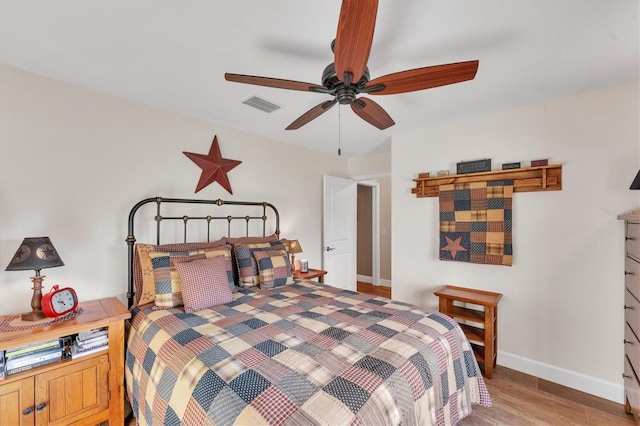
[124,197,491,425]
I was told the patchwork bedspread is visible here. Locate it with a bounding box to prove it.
[125,280,491,425]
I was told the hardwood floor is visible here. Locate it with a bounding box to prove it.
[357,281,391,298]
[355,282,634,425]
[459,366,635,425]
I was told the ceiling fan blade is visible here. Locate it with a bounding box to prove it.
[365,60,479,95]
[350,97,395,130]
[334,0,378,84]
[286,100,337,130]
[225,73,325,92]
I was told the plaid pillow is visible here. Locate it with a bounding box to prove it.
[149,251,191,308]
[173,255,233,313]
[233,241,288,288]
[188,245,237,293]
[133,239,226,306]
[254,249,294,289]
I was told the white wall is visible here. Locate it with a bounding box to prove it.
[0,65,349,315]
[392,82,640,402]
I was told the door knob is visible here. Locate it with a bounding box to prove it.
[326,247,335,251]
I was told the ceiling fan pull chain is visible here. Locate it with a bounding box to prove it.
[338,105,342,156]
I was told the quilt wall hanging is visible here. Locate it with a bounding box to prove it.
[439,180,513,266]
[183,135,242,194]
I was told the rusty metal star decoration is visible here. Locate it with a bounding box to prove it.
[183,135,242,194]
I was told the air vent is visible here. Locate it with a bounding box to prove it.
[241,95,282,113]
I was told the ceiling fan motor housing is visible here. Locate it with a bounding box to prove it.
[322,63,370,104]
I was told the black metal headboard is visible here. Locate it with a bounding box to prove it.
[126,196,280,308]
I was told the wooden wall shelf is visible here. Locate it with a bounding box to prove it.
[412,164,562,198]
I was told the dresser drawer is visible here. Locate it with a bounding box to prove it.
[625,355,640,423]
[626,322,640,375]
[626,288,640,336]
[627,256,640,301]
[627,222,640,261]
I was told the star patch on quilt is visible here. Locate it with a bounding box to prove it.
[439,180,513,266]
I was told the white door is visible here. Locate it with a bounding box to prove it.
[323,175,356,291]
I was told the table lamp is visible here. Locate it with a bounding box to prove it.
[5,237,65,321]
[287,239,303,273]
[630,169,640,190]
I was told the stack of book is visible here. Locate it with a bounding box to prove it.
[0,351,5,380]
[4,338,62,375]
[72,327,108,359]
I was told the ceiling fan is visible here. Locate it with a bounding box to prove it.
[225,0,479,131]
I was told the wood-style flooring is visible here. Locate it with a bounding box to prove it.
[357,281,391,298]
[458,366,634,425]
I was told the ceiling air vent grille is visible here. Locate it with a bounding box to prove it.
[241,95,281,113]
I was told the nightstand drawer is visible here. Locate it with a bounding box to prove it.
[627,256,640,301]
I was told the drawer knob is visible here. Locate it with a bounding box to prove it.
[623,373,633,379]
[624,305,634,310]
[625,271,634,276]
[22,407,33,416]
[624,339,634,344]
[36,402,47,411]
[626,237,635,241]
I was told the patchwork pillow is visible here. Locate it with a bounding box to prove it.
[233,241,288,288]
[173,255,233,313]
[254,249,294,289]
[149,251,191,308]
[187,245,237,293]
[133,238,226,306]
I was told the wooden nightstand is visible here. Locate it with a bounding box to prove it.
[293,268,328,283]
[0,297,130,425]
[434,285,502,379]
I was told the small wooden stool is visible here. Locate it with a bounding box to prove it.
[434,285,503,379]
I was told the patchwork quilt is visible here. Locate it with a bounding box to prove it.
[125,280,491,425]
[439,180,514,266]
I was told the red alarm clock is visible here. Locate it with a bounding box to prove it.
[41,285,79,318]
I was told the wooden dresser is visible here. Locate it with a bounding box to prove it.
[620,211,640,424]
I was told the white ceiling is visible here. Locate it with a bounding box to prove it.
[1,1,638,158]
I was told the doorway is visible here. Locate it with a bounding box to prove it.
[356,177,391,289]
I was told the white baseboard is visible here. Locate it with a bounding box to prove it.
[357,275,392,287]
[498,350,624,403]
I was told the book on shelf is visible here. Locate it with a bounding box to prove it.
[75,334,108,348]
[6,347,62,370]
[77,327,108,341]
[6,356,61,375]
[0,351,5,381]
[71,340,108,359]
[5,337,60,358]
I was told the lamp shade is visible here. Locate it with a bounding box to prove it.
[288,239,303,254]
[631,169,640,190]
[5,237,64,272]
